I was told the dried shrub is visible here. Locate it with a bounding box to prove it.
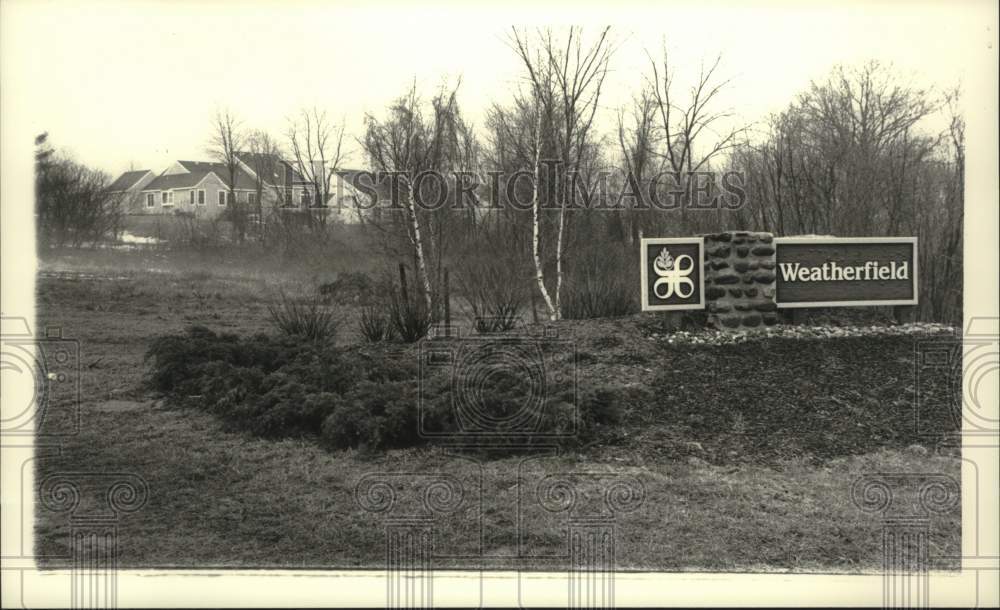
[386,265,433,343]
[267,292,340,342]
[562,247,638,320]
[389,292,432,343]
[456,248,528,333]
[358,303,397,343]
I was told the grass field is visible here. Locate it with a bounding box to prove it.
[32,253,962,571]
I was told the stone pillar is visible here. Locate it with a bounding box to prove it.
[703,231,779,330]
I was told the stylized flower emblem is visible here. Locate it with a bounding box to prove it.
[652,247,694,299]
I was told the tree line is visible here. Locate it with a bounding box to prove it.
[34,27,963,323]
[35,132,131,249]
[349,30,963,323]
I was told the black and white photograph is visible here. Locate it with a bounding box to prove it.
[1,0,997,607]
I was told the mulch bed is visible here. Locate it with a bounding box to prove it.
[580,322,963,465]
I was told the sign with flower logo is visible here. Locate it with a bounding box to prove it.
[640,237,705,311]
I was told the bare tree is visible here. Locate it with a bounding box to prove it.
[361,81,467,313]
[209,108,248,241]
[245,130,284,221]
[797,61,938,235]
[644,46,743,231]
[287,107,348,229]
[509,26,613,320]
[616,87,657,242]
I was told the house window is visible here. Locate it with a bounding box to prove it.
[248,192,257,207]
[189,190,195,205]
[300,190,311,207]
[218,191,227,206]
[146,193,155,208]
[198,190,206,205]
[161,191,173,206]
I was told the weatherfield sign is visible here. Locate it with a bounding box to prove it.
[774,237,918,308]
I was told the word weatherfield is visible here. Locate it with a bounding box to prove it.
[774,237,918,308]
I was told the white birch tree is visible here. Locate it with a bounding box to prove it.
[509,26,613,320]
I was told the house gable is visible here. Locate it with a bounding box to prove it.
[108,169,155,193]
[235,152,311,189]
[163,161,190,176]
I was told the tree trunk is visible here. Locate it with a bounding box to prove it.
[553,192,566,320]
[530,106,558,320]
[404,180,434,312]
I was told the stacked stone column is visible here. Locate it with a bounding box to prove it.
[703,231,780,330]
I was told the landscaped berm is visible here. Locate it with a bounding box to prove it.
[34,259,961,571]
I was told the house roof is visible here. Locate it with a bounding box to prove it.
[107,170,151,192]
[335,169,398,204]
[236,152,310,186]
[144,161,257,191]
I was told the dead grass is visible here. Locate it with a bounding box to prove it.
[33,260,961,571]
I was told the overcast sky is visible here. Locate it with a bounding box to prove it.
[2,0,992,178]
